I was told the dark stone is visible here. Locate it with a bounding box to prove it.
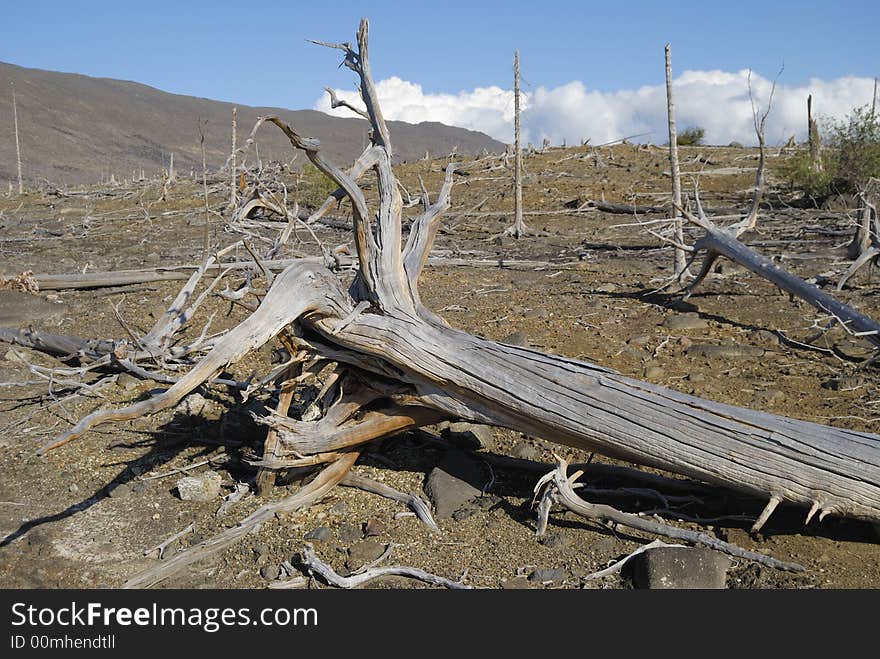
[629,547,732,589]
[131,481,148,494]
[424,450,485,518]
[304,527,333,542]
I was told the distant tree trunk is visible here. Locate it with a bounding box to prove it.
[513,50,524,239]
[11,83,23,195]
[872,77,877,117]
[808,95,822,172]
[664,44,687,277]
[230,107,238,208]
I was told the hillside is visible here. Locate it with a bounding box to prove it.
[0,62,504,186]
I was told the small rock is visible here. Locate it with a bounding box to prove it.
[346,540,385,571]
[363,518,386,538]
[539,533,567,550]
[329,501,349,516]
[176,470,222,502]
[511,441,539,461]
[259,565,280,581]
[595,282,618,293]
[627,335,651,347]
[528,568,566,584]
[686,372,706,383]
[663,314,708,331]
[253,544,269,559]
[441,422,495,450]
[424,467,482,519]
[176,392,210,417]
[68,483,79,494]
[116,372,141,391]
[630,547,732,589]
[501,331,529,347]
[501,576,531,589]
[304,527,333,542]
[644,366,665,379]
[338,523,362,543]
[131,481,148,494]
[686,344,764,359]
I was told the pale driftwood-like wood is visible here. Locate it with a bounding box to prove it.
[535,457,805,571]
[512,50,524,239]
[43,19,880,577]
[679,204,880,350]
[124,451,359,589]
[294,544,469,589]
[664,44,687,278]
[11,82,24,195]
[839,188,880,290]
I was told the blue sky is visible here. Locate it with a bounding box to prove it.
[2,1,878,145]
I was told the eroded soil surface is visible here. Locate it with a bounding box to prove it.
[0,142,878,589]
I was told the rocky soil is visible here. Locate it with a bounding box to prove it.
[0,141,878,589]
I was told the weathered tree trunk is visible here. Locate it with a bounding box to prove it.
[512,50,524,238]
[665,44,688,278]
[808,95,822,173]
[11,82,24,195]
[840,188,880,289]
[230,106,238,208]
[40,20,880,541]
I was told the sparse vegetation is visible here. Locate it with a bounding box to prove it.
[299,162,338,208]
[676,126,706,146]
[783,104,880,200]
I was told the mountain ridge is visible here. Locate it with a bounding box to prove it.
[0,61,504,186]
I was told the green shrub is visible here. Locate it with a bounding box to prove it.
[677,126,706,146]
[782,105,880,200]
[298,163,338,208]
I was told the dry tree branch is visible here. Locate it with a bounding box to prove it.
[535,456,805,571]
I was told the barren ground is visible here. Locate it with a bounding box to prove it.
[0,142,878,589]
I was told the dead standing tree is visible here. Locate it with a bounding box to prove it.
[35,21,880,582]
[664,44,689,279]
[11,82,24,195]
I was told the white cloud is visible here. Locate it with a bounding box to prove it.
[315,71,877,147]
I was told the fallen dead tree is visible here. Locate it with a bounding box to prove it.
[19,20,880,586]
